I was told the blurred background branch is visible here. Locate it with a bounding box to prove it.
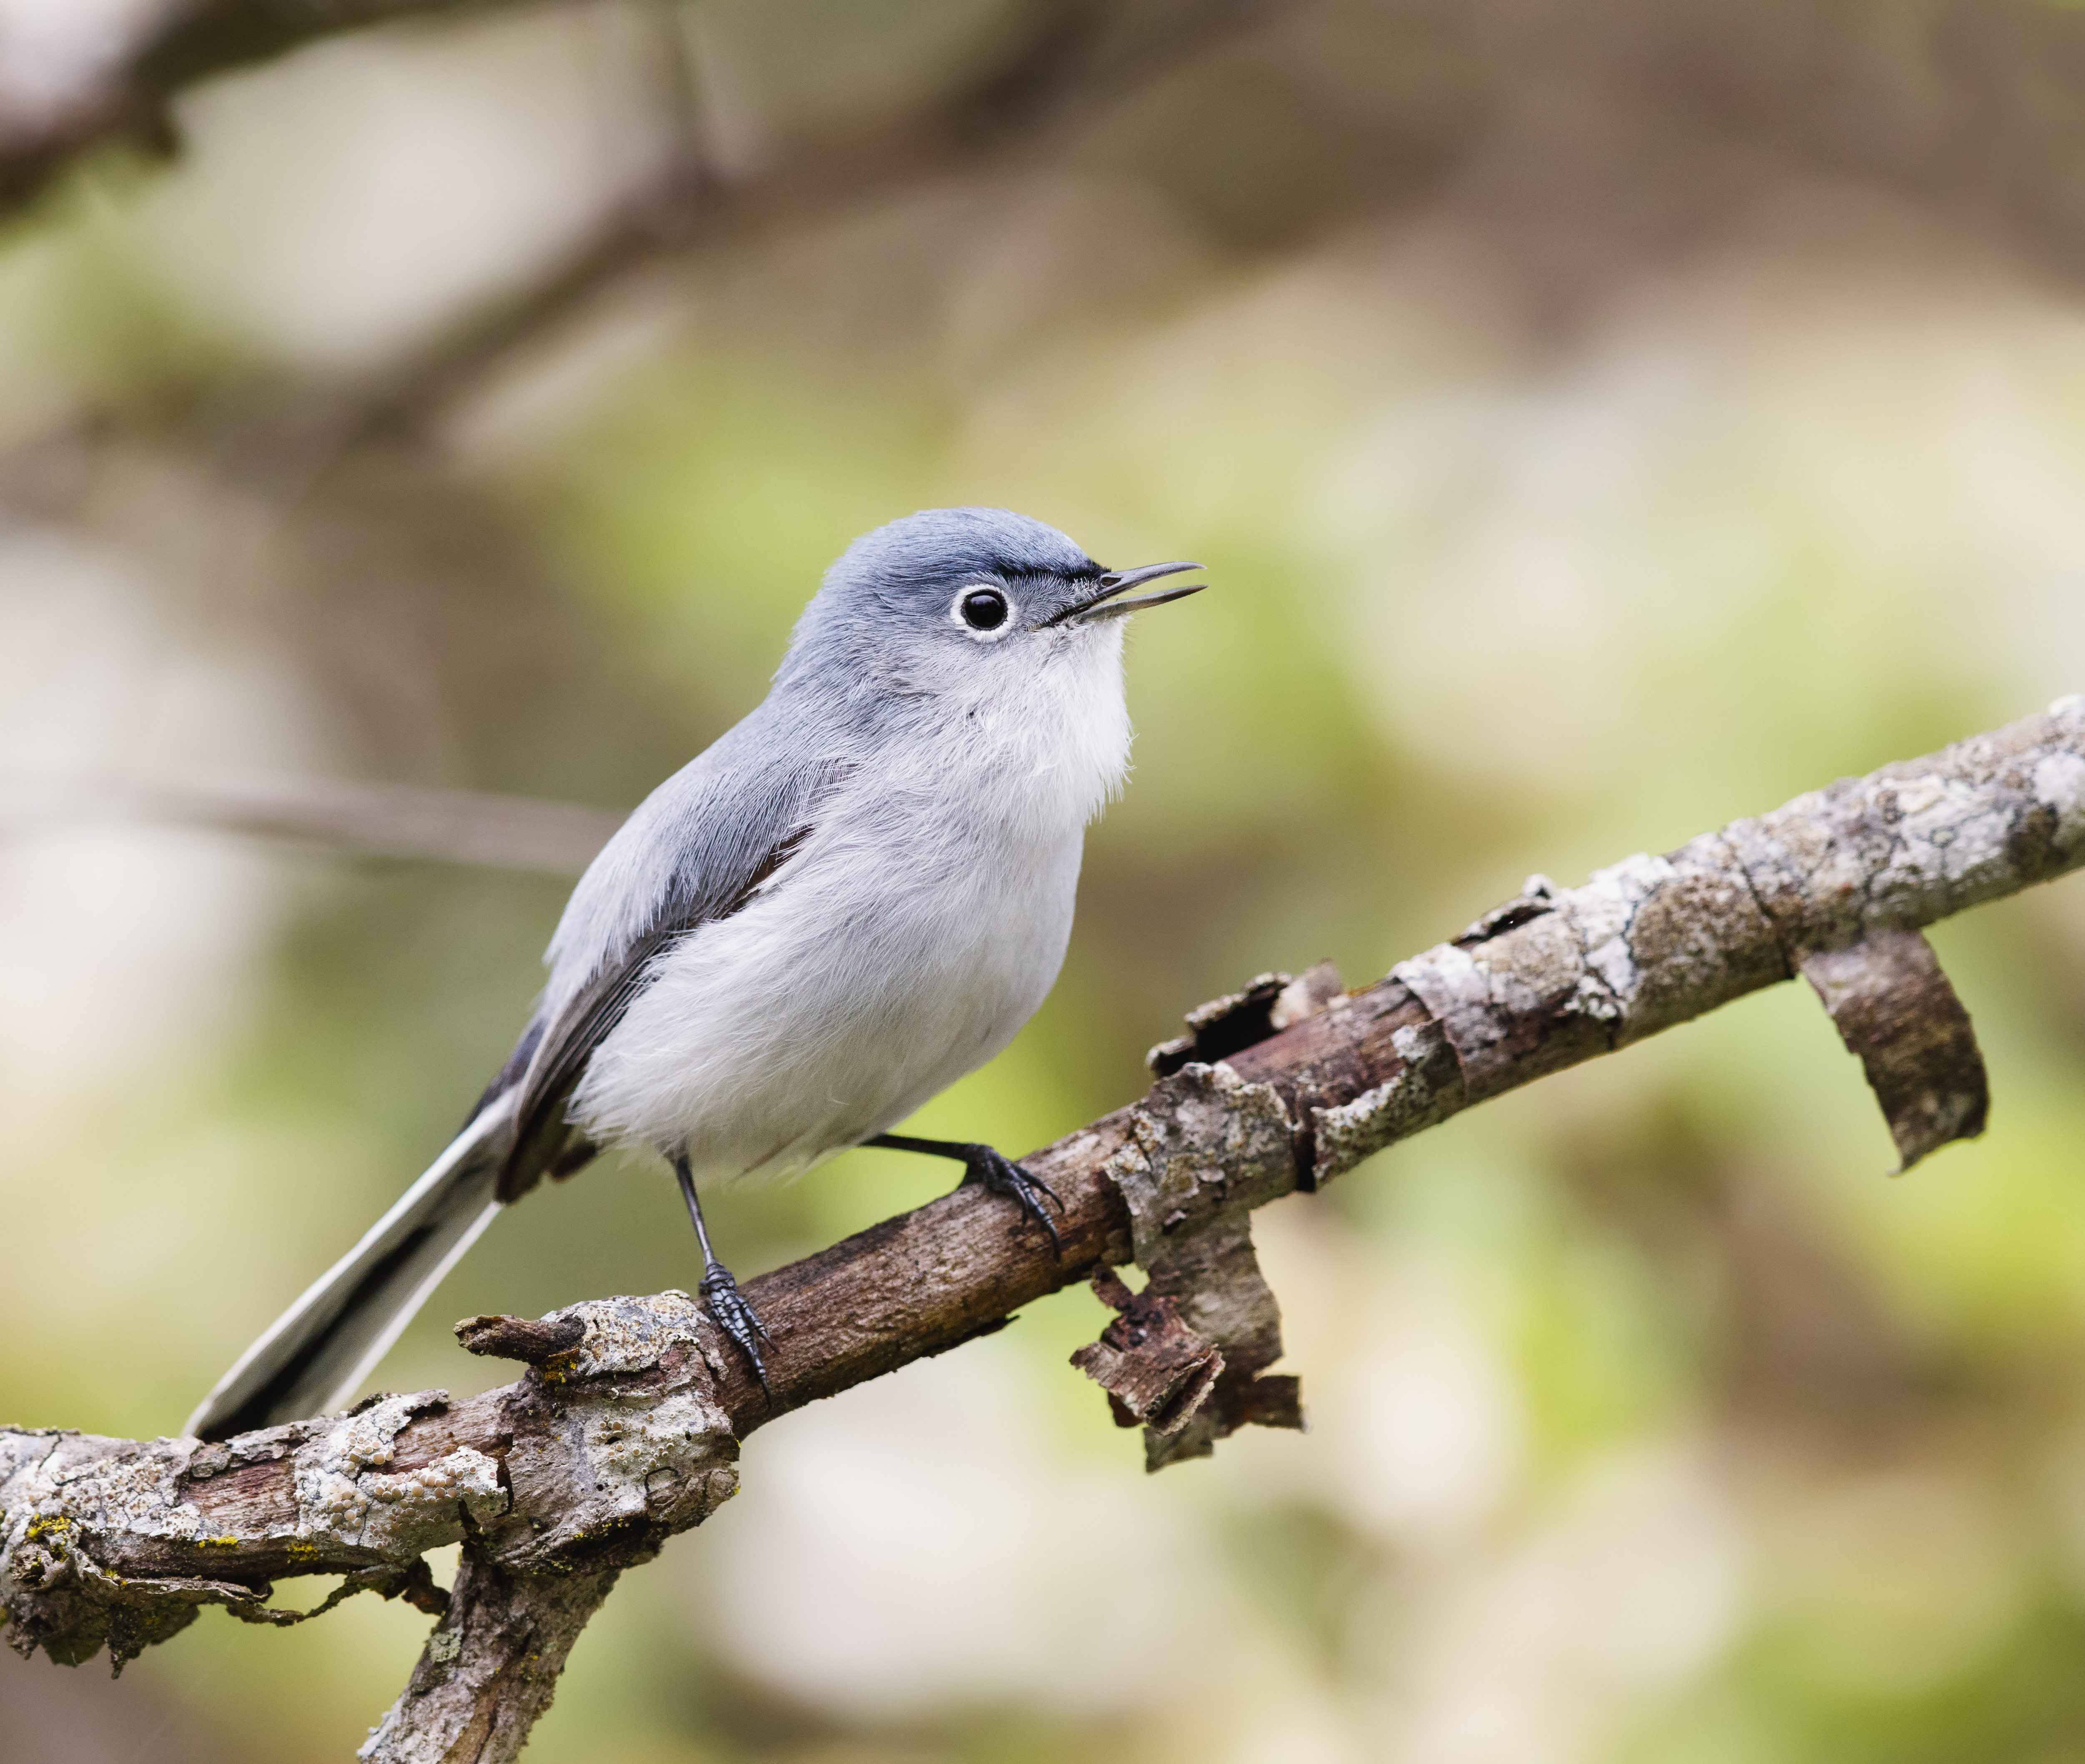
[331,0,1282,446]
[0,772,619,872]
[0,0,493,214]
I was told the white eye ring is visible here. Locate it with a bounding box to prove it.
[951,584,1015,640]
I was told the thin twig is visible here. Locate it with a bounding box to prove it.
[0,774,622,875]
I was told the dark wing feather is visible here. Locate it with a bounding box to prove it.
[497,925,674,1199]
[462,1016,544,1133]
[493,799,826,1203]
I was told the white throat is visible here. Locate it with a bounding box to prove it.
[955,620,1132,842]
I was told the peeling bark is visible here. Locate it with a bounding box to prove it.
[1095,1061,1306,1467]
[1071,1269,1225,1438]
[1799,929,1988,1170]
[4,698,2082,1757]
[1146,963,1344,1079]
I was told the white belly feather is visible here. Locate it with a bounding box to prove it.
[570,628,1129,1183]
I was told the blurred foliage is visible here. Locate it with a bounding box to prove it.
[5,0,2085,1760]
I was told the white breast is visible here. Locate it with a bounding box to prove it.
[571,625,1131,1182]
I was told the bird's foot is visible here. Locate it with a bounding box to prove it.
[700,1263,774,1401]
[961,1143,1064,1254]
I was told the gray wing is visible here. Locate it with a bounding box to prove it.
[490,726,846,1203]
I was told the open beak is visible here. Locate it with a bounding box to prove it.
[1045,560,1206,626]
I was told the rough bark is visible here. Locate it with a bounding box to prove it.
[4,696,2081,1758]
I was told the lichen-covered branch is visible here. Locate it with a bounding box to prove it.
[5,697,2081,1760]
[1304,693,2084,1180]
[3,1303,739,1760]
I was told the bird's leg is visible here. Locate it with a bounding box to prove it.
[673,1155,773,1399]
[865,1133,1063,1253]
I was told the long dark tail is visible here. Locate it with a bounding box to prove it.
[186,1095,515,1442]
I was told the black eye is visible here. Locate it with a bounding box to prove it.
[959,589,1009,631]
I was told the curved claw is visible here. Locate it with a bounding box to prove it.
[700,1263,774,1401]
[966,1146,1064,1255]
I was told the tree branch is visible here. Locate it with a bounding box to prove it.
[5,697,2082,1757]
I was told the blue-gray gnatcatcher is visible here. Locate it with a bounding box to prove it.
[188,508,1204,1440]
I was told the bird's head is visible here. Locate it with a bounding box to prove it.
[780,508,1204,709]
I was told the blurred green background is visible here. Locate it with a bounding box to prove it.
[4,1,2085,1759]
